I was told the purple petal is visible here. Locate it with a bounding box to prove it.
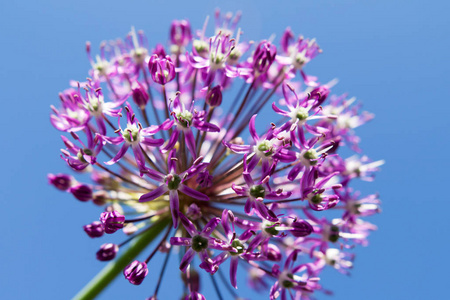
[247,155,260,172]
[201,217,220,235]
[230,257,239,289]
[274,149,297,162]
[96,117,106,135]
[132,145,146,170]
[170,190,180,228]
[272,102,289,116]
[249,115,259,141]
[255,201,278,222]
[179,184,209,201]
[139,185,168,202]
[167,149,177,173]
[243,172,254,187]
[170,237,192,246]
[179,248,195,272]
[163,130,179,152]
[179,213,198,236]
[247,233,264,253]
[193,120,220,132]
[287,164,303,181]
[224,142,252,153]
[266,191,292,200]
[208,238,234,252]
[105,144,129,165]
[221,210,233,238]
[103,136,124,145]
[184,130,197,159]
[142,168,164,181]
[213,252,229,266]
[141,137,164,147]
[239,229,253,241]
[244,198,252,215]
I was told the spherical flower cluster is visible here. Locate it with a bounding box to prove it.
[49,10,383,300]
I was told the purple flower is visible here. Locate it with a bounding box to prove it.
[188,32,250,87]
[163,94,219,158]
[224,114,296,173]
[270,251,321,300]
[78,82,127,135]
[123,260,148,285]
[100,211,125,234]
[139,149,210,228]
[48,12,382,299]
[148,55,176,85]
[252,40,277,75]
[278,27,321,70]
[170,214,233,273]
[50,89,90,133]
[103,103,165,171]
[170,19,192,48]
[231,153,291,221]
[60,129,104,171]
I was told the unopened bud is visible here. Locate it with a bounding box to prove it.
[69,184,92,202]
[96,243,118,261]
[206,85,222,107]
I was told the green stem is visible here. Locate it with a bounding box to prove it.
[73,218,170,300]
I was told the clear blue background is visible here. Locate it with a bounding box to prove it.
[1,0,449,299]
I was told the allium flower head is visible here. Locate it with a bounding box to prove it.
[49,10,383,300]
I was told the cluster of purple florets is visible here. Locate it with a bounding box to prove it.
[49,10,383,300]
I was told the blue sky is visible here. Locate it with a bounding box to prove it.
[1,0,449,299]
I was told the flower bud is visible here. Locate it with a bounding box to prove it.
[92,191,108,206]
[69,184,92,202]
[186,203,202,220]
[96,243,118,261]
[196,170,213,188]
[310,85,330,108]
[148,55,176,85]
[170,20,192,47]
[291,220,313,237]
[266,243,282,261]
[124,260,148,285]
[206,85,222,107]
[100,210,125,234]
[83,221,104,238]
[48,173,72,191]
[131,81,149,109]
[252,41,277,74]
